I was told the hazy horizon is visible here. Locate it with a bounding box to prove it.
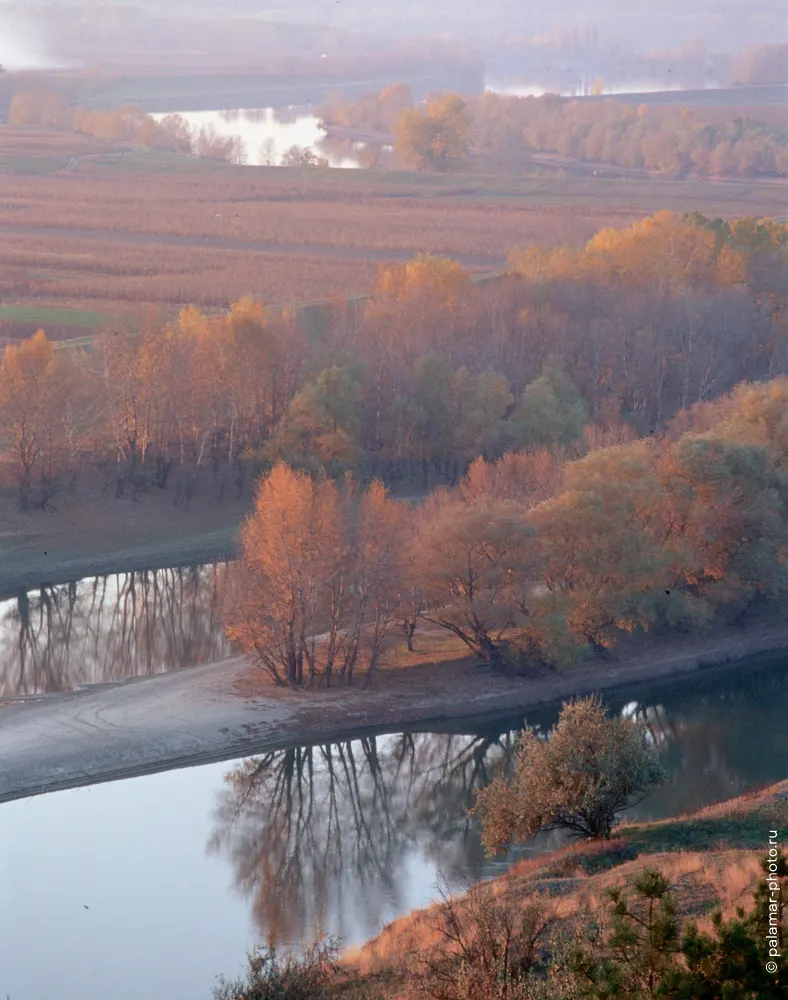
[1,0,786,74]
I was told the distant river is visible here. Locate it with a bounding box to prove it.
[483,77,725,98]
[152,106,366,167]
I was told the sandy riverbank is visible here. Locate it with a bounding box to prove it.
[0,616,786,805]
[0,490,246,597]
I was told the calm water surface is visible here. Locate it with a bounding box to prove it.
[0,643,785,1000]
[0,564,232,697]
[483,77,724,98]
[0,565,786,996]
[153,107,366,167]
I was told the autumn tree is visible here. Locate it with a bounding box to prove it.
[509,358,587,449]
[526,441,712,657]
[475,696,665,848]
[280,145,329,168]
[658,434,788,613]
[377,83,414,130]
[411,493,537,665]
[395,93,471,171]
[193,124,246,164]
[270,365,363,475]
[0,331,75,509]
[225,464,405,688]
[461,450,564,507]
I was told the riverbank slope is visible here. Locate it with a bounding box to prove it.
[346,779,788,998]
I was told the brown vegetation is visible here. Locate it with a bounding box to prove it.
[322,85,788,178]
[475,697,665,845]
[0,232,380,310]
[1,148,785,320]
[228,466,406,687]
[0,168,614,254]
[344,785,788,999]
[222,371,788,684]
[1,211,785,521]
[8,93,246,164]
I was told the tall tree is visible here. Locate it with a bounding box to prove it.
[395,93,471,171]
[412,494,537,665]
[225,464,405,687]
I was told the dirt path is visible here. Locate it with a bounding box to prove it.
[1,620,786,806]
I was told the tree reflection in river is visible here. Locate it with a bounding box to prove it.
[210,658,788,947]
[208,731,520,946]
[0,564,232,696]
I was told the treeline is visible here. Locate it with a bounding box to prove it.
[318,82,414,134]
[320,85,788,177]
[229,375,788,687]
[7,92,245,164]
[0,212,785,512]
[732,43,788,85]
[510,93,788,178]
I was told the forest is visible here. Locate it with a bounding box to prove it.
[1,210,785,685]
[227,373,788,686]
[0,211,785,512]
[319,86,788,177]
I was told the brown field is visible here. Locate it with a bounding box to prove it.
[0,125,118,164]
[1,129,786,328]
[0,233,384,312]
[0,169,624,253]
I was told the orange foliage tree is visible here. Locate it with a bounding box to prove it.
[225,464,407,687]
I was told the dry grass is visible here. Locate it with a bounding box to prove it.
[0,125,117,159]
[0,169,618,255]
[0,156,617,315]
[346,782,788,981]
[0,232,381,310]
[1,130,786,326]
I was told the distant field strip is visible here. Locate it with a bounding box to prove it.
[0,304,114,328]
[0,224,506,270]
[46,268,507,351]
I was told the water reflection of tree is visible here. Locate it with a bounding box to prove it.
[208,731,519,947]
[0,564,232,696]
[620,673,788,819]
[212,671,788,946]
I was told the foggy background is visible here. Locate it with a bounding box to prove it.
[1,0,786,75]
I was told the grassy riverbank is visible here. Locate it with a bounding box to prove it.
[342,781,788,997]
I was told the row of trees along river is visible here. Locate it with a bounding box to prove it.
[226,365,788,688]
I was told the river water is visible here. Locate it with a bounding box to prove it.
[153,107,367,167]
[0,564,232,698]
[0,565,785,999]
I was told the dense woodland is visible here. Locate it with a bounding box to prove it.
[228,372,788,686]
[0,211,785,515]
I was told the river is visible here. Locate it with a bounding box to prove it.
[0,565,785,998]
[152,106,371,168]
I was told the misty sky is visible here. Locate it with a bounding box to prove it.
[0,0,785,72]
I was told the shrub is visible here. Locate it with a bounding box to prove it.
[475,696,665,849]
